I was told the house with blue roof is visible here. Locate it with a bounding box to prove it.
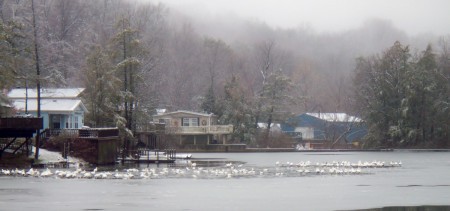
[8,88,87,130]
[281,113,367,148]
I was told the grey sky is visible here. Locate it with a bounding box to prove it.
[149,0,450,35]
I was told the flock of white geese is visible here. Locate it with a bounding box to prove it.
[1,160,402,179]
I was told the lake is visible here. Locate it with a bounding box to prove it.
[1,151,450,211]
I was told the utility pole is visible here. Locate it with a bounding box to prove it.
[25,80,28,114]
[31,0,41,160]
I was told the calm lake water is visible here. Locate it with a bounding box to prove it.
[1,151,450,211]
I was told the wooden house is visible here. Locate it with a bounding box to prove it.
[153,110,234,149]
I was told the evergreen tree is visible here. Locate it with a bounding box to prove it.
[401,45,436,146]
[83,46,120,127]
[354,42,450,148]
[110,16,143,132]
[436,38,450,146]
[354,41,411,147]
[220,75,256,144]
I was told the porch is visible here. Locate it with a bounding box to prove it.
[47,113,83,129]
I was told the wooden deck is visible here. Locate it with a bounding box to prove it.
[0,117,43,138]
[0,118,43,158]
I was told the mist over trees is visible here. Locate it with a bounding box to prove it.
[0,0,448,147]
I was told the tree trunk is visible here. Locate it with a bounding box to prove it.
[32,0,42,160]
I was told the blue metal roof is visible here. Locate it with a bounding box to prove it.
[281,113,367,143]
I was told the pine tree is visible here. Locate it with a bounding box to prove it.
[110,16,143,132]
[220,75,256,144]
[354,41,411,147]
[401,45,435,146]
[83,45,120,127]
[354,42,450,148]
[435,38,450,147]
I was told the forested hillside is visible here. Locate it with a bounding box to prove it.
[0,0,448,147]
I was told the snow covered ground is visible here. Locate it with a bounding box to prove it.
[29,147,84,165]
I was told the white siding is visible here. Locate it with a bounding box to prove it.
[295,127,314,140]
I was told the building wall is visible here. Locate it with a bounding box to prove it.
[26,112,84,130]
[154,113,217,127]
[294,127,314,140]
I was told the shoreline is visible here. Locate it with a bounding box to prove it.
[177,148,450,153]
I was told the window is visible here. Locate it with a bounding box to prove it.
[182,118,199,127]
[74,116,79,128]
[191,118,198,126]
[182,118,189,127]
[68,116,73,128]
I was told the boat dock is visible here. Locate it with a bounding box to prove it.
[118,149,192,164]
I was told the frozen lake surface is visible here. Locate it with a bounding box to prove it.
[1,151,450,211]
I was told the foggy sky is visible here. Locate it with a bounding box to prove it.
[149,0,450,35]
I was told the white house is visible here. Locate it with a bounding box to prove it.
[8,88,88,129]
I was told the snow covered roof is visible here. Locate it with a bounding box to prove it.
[257,123,281,129]
[154,110,216,117]
[8,88,85,99]
[156,108,166,115]
[12,99,87,113]
[306,113,363,122]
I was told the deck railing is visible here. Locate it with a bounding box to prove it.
[165,125,233,134]
[79,128,119,138]
[135,123,165,133]
[44,128,119,139]
[45,129,79,137]
[133,148,177,160]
